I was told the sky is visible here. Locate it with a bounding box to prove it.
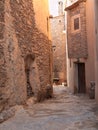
[48,0,65,17]
[48,0,59,16]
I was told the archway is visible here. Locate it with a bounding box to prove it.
[24,54,40,98]
[24,54,35,98]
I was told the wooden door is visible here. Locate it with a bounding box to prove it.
[78,63,86,93]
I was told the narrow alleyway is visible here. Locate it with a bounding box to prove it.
[0,86,98,130]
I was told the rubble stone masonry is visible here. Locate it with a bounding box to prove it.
[66,1,88,58]
[0,0,52,111]
[50,15,67,83]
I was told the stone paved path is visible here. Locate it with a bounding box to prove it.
[0,85,98,130]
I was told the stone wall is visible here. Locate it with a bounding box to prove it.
[67,1,88,58]
[50,15,67,83]
[0,0,5,92]
[0,0,52,111]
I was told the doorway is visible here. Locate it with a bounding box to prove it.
[77,63,86,93]
[24,54,35,98]
[24,54,40,98]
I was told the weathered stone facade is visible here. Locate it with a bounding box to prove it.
[66,0,88,58]
[50,15,67,84]
[65,0,95,94]
[0,0,52,111]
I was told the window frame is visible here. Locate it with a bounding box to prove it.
[71,14,81,33]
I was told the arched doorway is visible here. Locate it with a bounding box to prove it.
[24,54,40,98]
[24,54,35,98]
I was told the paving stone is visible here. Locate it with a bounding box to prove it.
[0,85,98,130]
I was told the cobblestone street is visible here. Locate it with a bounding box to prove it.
[0,85,98,130]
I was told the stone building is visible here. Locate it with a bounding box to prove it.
[65,0,95,94]
[0,0,52,111]
[93,0,98,103]
[49,0,67,84]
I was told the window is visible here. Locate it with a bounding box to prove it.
[71,14,81,33]
[74,17,79,30]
